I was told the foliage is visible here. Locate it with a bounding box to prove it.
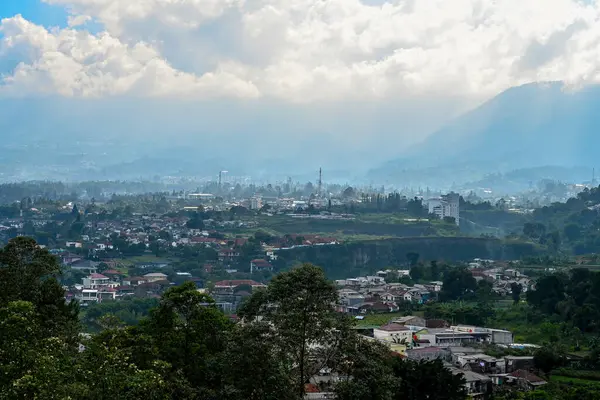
[439,267,478,301]
[390,358,467,400]
[527,269,600,334]
[0,238,472,400]
[82,297,160,332]
[424,301,496,326]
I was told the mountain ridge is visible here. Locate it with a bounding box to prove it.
[369,82,600,185]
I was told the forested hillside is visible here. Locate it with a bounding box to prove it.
[275,237,540,279]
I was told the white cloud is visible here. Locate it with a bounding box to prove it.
[3,0,600,100]
[0,15,260,98]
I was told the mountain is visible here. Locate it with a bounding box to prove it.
[369,82,600,187]
[0,96,463,182]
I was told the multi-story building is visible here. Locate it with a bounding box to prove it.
[250,196,263,210]
[428,192,460,226]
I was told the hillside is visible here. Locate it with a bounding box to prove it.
[275,237,541,279]
[370,82,600,185]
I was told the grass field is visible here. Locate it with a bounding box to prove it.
[112,255,178,268]
[550,375,600,387]
[354,311,425,328]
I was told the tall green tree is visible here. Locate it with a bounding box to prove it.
[511,282,522,305]
[439,267,477,302]
[0,237,79,342]
[391,358,467,400]
[143,282,231,393]
[239,263,346,398]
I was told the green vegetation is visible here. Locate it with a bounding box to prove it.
[0,237,468,400]
[521,185,600,255]
[275,237,540,279]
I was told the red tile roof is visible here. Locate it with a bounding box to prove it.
[378,323,410,332]
[90,273,109,279]
[214,280,265,288]
[509,370,546,383]
[103,269,122,275]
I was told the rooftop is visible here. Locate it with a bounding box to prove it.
[377,323,411,332]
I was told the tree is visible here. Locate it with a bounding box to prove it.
[391,358,468,400]
[0,301,82,399]
[406,252,420,267]
[220,322,297,400]
[143,282,231,391]
[523,222,546,240]
[443,216,456,225]
[533,345,566,374]
[342,187,356,199]
[527,274,566,315]
[439,267,477,302]
[186,213,205,230]
[0,237,79,342]
[239,263,346,398]
[563,224,581,242]
[511,282,523,304]
[335,337,398,400]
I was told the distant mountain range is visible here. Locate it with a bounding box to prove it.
[3,82,600,188]
[0,97,454,183]
[369,82,600,188]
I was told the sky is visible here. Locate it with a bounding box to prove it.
[4,0,600,101]
[2,0,600,176]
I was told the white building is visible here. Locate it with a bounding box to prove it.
[428,192,460,226]
[374,323,413,343]
[82,273,110,289]
[250,196,263,210]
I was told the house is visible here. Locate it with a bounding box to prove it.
[453,369,492,400]
[426,319,450,329]
[144,272,168,282]
[506,370,547,391]
[504,356,535,373]
[374,323,412,344]
[82,273,110,289]
[97,287,117,301]
[70,259,99,274]
[123,276,147,286]
[77,289,99,304]
[406,346,448,361]
[393,315,426,327]
[103,269,124,280]
[213,280,266,290]
[456,353,504,374]
[250,259,273,273]
[218,248,240,263]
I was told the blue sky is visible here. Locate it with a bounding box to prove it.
[0,0,67,27]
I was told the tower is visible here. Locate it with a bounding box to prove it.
[317,168,322,197]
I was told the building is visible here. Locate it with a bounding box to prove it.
[374,323,412,344]
[213,280,266,291]
[428,192,460,226]
[250,259,273,273]
[250,196,263,210]
[218,248,240,263]
[393,315,426,328]
[143,272,168,282]
[82,273,110,289]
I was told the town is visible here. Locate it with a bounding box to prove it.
[2,179,600,399]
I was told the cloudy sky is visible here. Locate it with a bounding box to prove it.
[1,0,600,176]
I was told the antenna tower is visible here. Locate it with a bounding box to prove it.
[318,168,323,197]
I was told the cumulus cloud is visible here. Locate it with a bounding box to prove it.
[3,0,600,100]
